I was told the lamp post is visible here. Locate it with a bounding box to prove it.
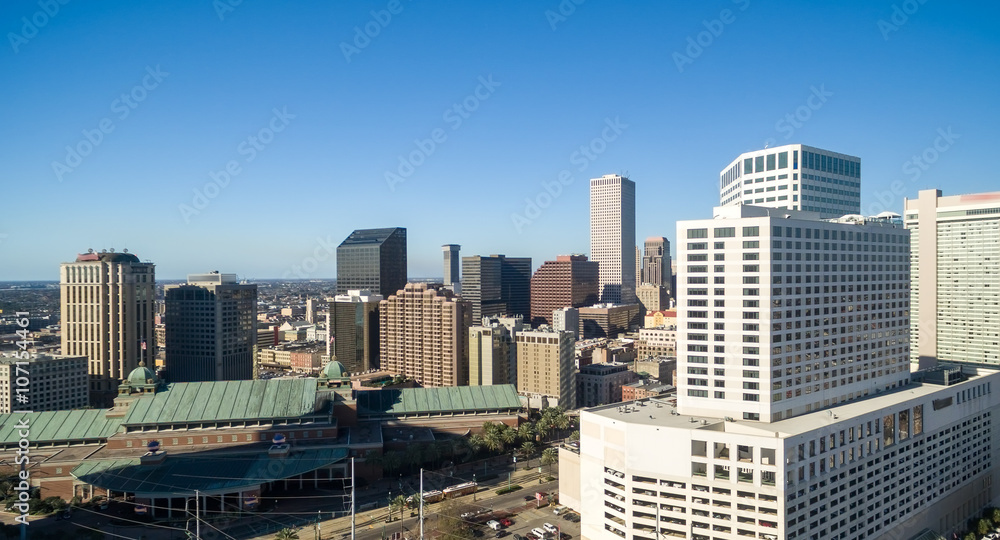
[473,473,477,501]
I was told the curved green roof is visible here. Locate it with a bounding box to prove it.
[127,365,157,385]
[322,360,348,379]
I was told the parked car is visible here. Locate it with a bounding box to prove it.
[543,523,559,534]
[495,531,508,538]
[486,520,502,531]
[500,518,514,527]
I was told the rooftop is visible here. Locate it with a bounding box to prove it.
[0,409,122,446]
[339,227,405,247]
[356,384,523,417]
[73,251,143,264]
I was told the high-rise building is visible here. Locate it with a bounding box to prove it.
[442,244,461,291]
[635,283,669,312]
[328,289,383,374]
[60,250,155,407]
[0,355,88,413]
[461,255,532,321]
[590,174,636,304]
[676,205,910,422]
[529,255,600,327]
[906,189,1000,369]
[305,298,317,324]
[469,315,523,386]
[578,303,642,339]
[379,283,471,387]
[515,327,576,409]
[719,143,861,218]
[336,227,407,296]
[552,307,579,339]
[641,237,671,290]
[164,272,257,383]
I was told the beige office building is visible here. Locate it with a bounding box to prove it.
[60,250,155,407]
[469,316,523,387]
[516,328,576,409]
[379,283,472,387]
[0,355,88,413]
[905,189,1000,370]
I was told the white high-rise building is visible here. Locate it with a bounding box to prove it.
[590,174,636,304]
[676,205,911,422]
[60,249,155,408]
[719,144,861,219]
[905,189,1000,370]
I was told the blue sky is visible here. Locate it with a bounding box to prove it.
[1,0,998,280]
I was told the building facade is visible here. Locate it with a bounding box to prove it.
[553,307,580,340]
[164,272,257,383]
[460,254,531,321]
[60,250,156,407]
[579,303,642,339]
[641,236,672,292]
[676,205,911,422]
[636,327,677,359]
[328,290,383,373]
[529,255,600,327]
[469,316,523,386]
[905,189,1000,369]
[379,283,472,387]
[636,283,669,312]
[336,227,407,296]
[516,328,576,409]
[442,244,461,290]
[719,144,861,219]
[577,362,638,408]
[590,174,637,304]
[0,355,88,413]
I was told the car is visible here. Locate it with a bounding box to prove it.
[462,512,476,519]
[512,534,523,540]
[523,495,534,501]
[472,529,484,538]
[486,520,502,531]
[495,531,509,538]
[543,523,558,534]
[530,528,547,539]
[559,534,571,540]
[500,518,514,527]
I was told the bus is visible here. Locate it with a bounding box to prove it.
[442,482,478,498]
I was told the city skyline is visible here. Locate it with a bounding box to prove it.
[2,2,998,280]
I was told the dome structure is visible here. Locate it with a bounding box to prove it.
[321,360,348,380]
[127,363,156,385]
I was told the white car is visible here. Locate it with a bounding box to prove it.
[543,523,558,534]
[486,520,502,531]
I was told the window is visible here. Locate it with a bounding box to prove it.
[688,229,708,239]
[766,154,776,171]
[715,227,736,238]
[743,226,759,237]
[743,240,759,249]
[778,152,788,169]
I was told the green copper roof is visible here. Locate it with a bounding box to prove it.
[0,410,122,445]
[122,379,319,426]
[356,384,522,416]
[72,447,348,495]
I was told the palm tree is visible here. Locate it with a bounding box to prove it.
[516,423,534,444]
[483,429,505,454]
[568,430,580,442]
[404,444,424,472]
[534,421,550,442]
[519,441,536,468]
[499,425,517,448]
[424,441,443,468]
[275,528,299,540]
[389,494,407,522]
[541,448,558,473]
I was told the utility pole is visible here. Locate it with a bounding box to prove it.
[195,489,200,540]
[351,458,356,540]
[419,468,424,540]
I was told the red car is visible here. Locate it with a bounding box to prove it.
[500,518,513,527]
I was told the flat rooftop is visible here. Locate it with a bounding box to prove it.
[587,368,998,439]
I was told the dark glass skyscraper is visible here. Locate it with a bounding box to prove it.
[461,254,531,321]
[335,227,407,296]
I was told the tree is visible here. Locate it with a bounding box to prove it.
[534,421,550,442]
[404,444,425,473]
[992,506,1000,525]
[483,429,505,454]
[963,532,976,540]
[519,441,536,467]
[424,441,443,469]
[432,499,476,540]
[275,529,299,540]
[500,425,517,448]
[389,495,407,522]
[568,430,580,442]
[978,518,991,537]
[541,448,558,473]
[516,423,534,444]
[382,451,403,476]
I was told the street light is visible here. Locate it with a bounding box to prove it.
[473,473,477,501]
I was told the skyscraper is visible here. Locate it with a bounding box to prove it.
[164,272,257,383]
[515,327,576,409]
[529,255,600,327]
[719,143,861,218]
[905,189,1000,369]
[442,244,460,289]
[469,315,523,386]
[640,237,671,289]
[328,289,383,373]
[60,249,155,407]
[379,283,471,387]
[460,254,532,321]
[336,227,407,296]
[590,174,636,304]
[676,205,911,421]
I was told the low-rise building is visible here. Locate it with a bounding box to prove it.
[621,380,674,401]
[636,326,676,358]
[579,303,642,339]
[643,309,676,329]
[0,354,88,413]
[631,356,676,386]
[577,362,638,408]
